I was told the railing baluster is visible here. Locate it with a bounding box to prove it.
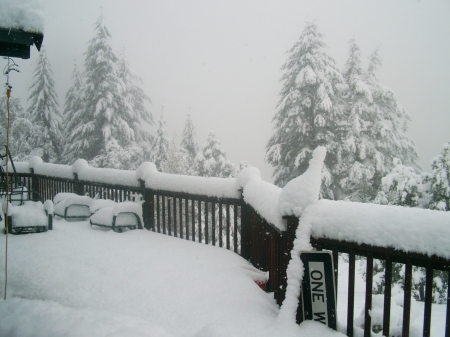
[179,198,183,239]
[423,266,433,337]
[234,203,238,253]
[155,194,161,233]
[226,203,230,250]
[162,196,166,234]
[212,202,216,246]
[168,198,172,236]
[402,262,413,337]
[191,198,195,242]
[383,258,393,337]
[185,198,189,240]
[364,254,373,337]
[347,251,355,337]
[173,197,177,237]
[219,202,223,247]
[198,200,202,243]
[205,202,209,244]
[333,249,338,299]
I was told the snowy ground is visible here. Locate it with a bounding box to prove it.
[0,219,345,337]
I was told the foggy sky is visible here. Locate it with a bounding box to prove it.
[6,0,450,182]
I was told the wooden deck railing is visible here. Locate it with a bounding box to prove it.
[1,168,449,336]
[306,236,450,337]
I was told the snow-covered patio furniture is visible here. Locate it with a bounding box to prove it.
[89,199,118,216]
[0,146,34,206]
[90,201,143,233]
[0,186,29,206]
[54,193,93,221]
[3,200,53,234]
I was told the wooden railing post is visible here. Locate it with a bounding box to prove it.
[30,168,40,201]
[140,179,154,231]
[73,173,84,196]
[240,202,251,260]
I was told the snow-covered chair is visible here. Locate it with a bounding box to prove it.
[90,201,143,233]
[54,193,93,221]
[89,199,118,216]
[3,200,53,234]
[0,186,29,206]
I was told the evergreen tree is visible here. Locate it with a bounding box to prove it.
[27,47,62,162]
[362,47,419,190]
[148,109,169,172]
[64,15,152,165]
[373,158,430,208]
[61,62,84,164]
[340,41,420,202]
[427,142,450,211]
[0,97,34,160]
[265,21,345,198]
[180,114,199,161]
[117,54,153,143]
[195,131,235,178]
[166,134,191,175]
[66,15,123,161]
[89,140,143,170]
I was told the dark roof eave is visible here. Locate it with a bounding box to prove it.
[0,27,44,59]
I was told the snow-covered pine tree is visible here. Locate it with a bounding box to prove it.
[148,108,170,172]
[339,41,419,202]
[64,15,152,166]
[363,47,419,188]
[0,96,34,160]
[265,21,345,198]
[27,47,62,162]
[195,131,235,178]
[61,62,84,164]
[180,114,199,161]
[373,158,430,208]
[89,139,143,170]
[339,40,376,202]
[117,54,153,144]
[427,141,450,211]
[165,134,191,175]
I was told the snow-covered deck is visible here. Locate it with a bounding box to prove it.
[0,218,337,337]
[0,219,447,336]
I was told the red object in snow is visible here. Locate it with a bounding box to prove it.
[255,279,267,291]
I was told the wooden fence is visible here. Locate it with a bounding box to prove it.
[2,169,449,336]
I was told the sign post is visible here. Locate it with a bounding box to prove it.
[299,251,337,330]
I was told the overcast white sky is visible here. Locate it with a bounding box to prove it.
[5,0,450,181]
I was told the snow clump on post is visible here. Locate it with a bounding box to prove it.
[278,146,327,217]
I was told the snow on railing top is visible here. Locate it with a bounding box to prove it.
[10,147,328,231]
[30,156,73,179]
[0,0,45,33]
[137,162,241,199]
[302,199,450,259]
